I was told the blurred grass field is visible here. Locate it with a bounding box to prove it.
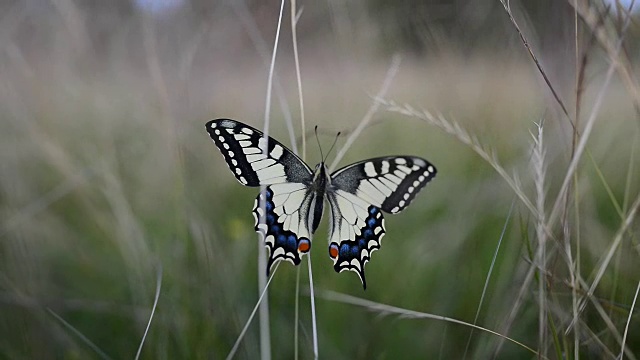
[1,1,640,359]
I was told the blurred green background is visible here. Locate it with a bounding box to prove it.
[1,0,639,359]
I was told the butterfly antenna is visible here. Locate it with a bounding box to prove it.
[325,131,341,162]
[315,125,325,162]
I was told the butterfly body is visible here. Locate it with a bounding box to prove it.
[206,119,436,289]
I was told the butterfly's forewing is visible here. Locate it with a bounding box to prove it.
[206,119,314,274]
[328,156,436,288]
[206,119,312,186]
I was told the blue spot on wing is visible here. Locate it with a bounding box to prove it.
[331,205,385,290]
[340,244,350,257]
[254,186,311,275]
[287,235,297,249]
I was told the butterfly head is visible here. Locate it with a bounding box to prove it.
[312,162,330,184]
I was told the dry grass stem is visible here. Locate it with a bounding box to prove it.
[499,0,572,124]
[135,263,162,360]
[569,0,640,115]
[531,122,548,357]
[620,281,640,359]
[329,55,402,171]
[379,99,537,217]
[316,290,543,358]
[226,263,280,360]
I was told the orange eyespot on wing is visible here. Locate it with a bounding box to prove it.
[298,239,311,253]
[329,243,339,259]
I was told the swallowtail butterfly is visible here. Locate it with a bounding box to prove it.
[206,119,436,289]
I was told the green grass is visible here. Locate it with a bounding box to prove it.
[1,2,640,359]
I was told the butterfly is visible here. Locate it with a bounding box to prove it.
[206,119,436,289]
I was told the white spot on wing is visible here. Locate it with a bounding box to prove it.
[252,158,277,171]
[270,145,283,159]
[244,147,260,155]
[245,154,265,163]
[258,137,268,151]
[350,258,361,270]
[381,161,389,174]
[364,162,377,177]
[265,234,274,245]
[413,158,427,167]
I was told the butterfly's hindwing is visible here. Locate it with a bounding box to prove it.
[327,190,385,289]
[254,183,314,274]
[206,119,312,186]
[331,156,436,214]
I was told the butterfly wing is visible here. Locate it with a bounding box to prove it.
[206,119,312,186]
[206,119,314,274]
[328,156,437,289]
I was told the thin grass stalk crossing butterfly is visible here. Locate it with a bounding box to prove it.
[206,119,436,289]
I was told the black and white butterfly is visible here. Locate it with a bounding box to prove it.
[206,119,436,289]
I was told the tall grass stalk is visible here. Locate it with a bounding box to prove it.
[531,122,548,357]
[620,281,640,359]
[135,263,162,360]
[462,199,515,360]
[229,0,297,151]
[499,0,571,123]
[316,290,542,358]
[47,309,112,360]
[257,1,286,358]
[307,252,318,359]
[379,99,537,217]
[289,0,317,357]
[569,0,640,113]
[226,264,280,360]
[329,55,401,172]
